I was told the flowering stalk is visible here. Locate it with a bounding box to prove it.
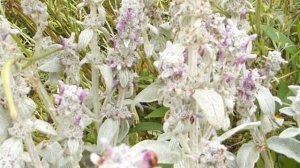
[24,134,43,168]
[90,2,101,115]
[78,0,106,116]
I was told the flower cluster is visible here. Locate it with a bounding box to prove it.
[156,42,192,104]
[91,139,157,168]
[8,119,33,139]
[54,81,91,139]
[60,33,81,84]
[192,139,234,168]
[101,105,133,120]
[236,69,262,116]
[83,13,105,30]
[116,0,145,50]
[0,18,23,67]
[108,0,147,89]
[21,0,49,27]
[156,42,188,80]
[220,0,255,17]
[263,51,287,82]
[54,81,89,115]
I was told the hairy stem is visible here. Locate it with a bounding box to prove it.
[261,150,274,168]
[24,134,43,168]
[22,47,62,69]
[35,79,57,123]
[90,4,101,115]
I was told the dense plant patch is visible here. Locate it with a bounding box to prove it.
[1,0,300,167]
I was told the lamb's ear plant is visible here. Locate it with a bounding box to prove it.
[132,0,291,168]
[0,0,300,167]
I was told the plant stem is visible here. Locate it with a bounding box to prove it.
[35,79,58,123]
[89,4,101,115]
[256,0,266,54]
[11,35,33,58]
[24,134,43,168]
[261,150,274,168]
[22,47,62,69]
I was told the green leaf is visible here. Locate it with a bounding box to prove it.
[159,164,173,168]
[262,25,297,57]
[145,107,168,118]
[130,122,163,132]
[278,81,291,103]
[297,21,300,42]
[278,154,300,168]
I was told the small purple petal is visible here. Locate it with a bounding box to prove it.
[126,8,133,21]
[75,115,82,126]
[58,80,65,94]
[79,89,89,103]
[54,95,63,105]
[244,34,257,51]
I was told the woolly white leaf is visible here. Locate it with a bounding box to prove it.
[67,139,79,155]
[236,141,260,168]
[119,69,129,88]
[97,119,120,151]
[218,122,261,142]
[144,42,154,57]
[130,140,181,164]
[90,153,101,165]
[97,5,106,22]
[100,27,110,40]
[267,136,300,162]
[34,119,57,135]
[117,120,130,143]
[279,107,295,116]
[148,24,159,35]
[256,86,275,115]
[45,72,61,86]
[97,65,113,93]
[260,115,277,134]
[0,106,11,144]
[274,96,282,105]
[78,29,93,50]
[124,39,130,48]
[0,137,23,158]
[37,141,62,164]
[21,97,37,118]
[134,81,163,103]
[21,152,31,162]
[39,57,63,72]
[279,127,300,138]
[193,89,227,129]
[288,85,300,95]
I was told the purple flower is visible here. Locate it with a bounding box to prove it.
[126,8,133,21]
[244,34,257,51]
[238,70,260,100]
[236,53,256,66]
[78,89,89,104]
